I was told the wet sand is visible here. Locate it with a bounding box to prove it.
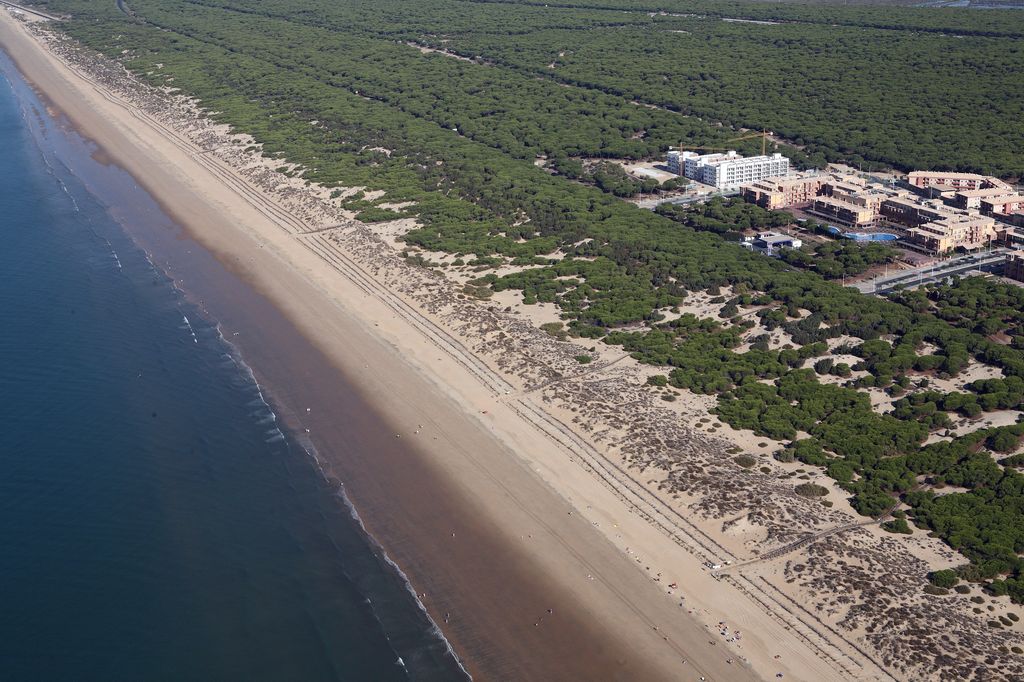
[0,10,756,681]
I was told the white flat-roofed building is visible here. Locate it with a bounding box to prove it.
[666,150,684,175]
[743,231,802,255]
[668,150,790,189]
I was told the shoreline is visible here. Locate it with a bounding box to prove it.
[0,10,757,681]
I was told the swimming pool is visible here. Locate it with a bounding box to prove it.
[846,232,898,242]
[825,226,898,241]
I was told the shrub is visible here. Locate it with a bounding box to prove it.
[795,483,829,498]
[735,455,757,468]
[462,284,493,300]
[774,449,795,463]
[540,322,568,340]
[356,206,406,223]
[574,354,593,364]
[882,518,912,534]
[988,430,1020,453]
[929,569,959,589]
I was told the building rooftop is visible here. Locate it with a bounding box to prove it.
[766,173,821,187]
[909,171,991,180]
[814,195,871,211]
[955,187,1009,199]
[755,232,796,245]
[884,195,956,213]
[981,194,1024,206]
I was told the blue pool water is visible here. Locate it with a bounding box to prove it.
[846,232,898,242]
[825,225,899,241]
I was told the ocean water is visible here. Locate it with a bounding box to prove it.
[0,52,464,681]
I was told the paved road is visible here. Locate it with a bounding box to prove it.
[852,249,1010,294]
[636,189,740,210]
[0,0,59,21]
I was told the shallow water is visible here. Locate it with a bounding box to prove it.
[0,50,465,682]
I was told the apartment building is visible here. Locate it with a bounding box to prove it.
[904,216,999,253]
[1006,252,1024,284]
[1002,226,1024,250]
[669,150,790,190]
[666,150,685,176]
[822,178,888,211]
[810,196,876,226]
[907,171,1012,192]
[951,187,1008,210]
[980,195,1024,217]
[741,174,824,209]
[879,197,998,252]
[801,175,891,226]
[880,197,954,227]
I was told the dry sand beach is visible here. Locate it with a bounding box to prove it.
[4,7,1024,681]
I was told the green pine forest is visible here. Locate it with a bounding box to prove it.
[30,0,1024,600]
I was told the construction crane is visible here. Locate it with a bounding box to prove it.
[676,129,771,156]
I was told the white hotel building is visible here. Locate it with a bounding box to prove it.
[666,150,790,190]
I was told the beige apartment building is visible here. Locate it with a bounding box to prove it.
[880,197,999,252]
[951,187,1008,209]
[822,178,888,210]
[737,168,1010,253]
[980,195,1024,217]
[879,197,953,226]
[810,196,876,226]
[742,174,825,209]
[907,171,1012,192]
[1002,227,1024,250]
[1006,252,1024,284]
[904,216,998,253]
[804,175,891,226]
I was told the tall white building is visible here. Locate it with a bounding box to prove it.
[666,150,790,190]
[666,150,685,175]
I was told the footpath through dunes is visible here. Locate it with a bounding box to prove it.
[0,10,765,682]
